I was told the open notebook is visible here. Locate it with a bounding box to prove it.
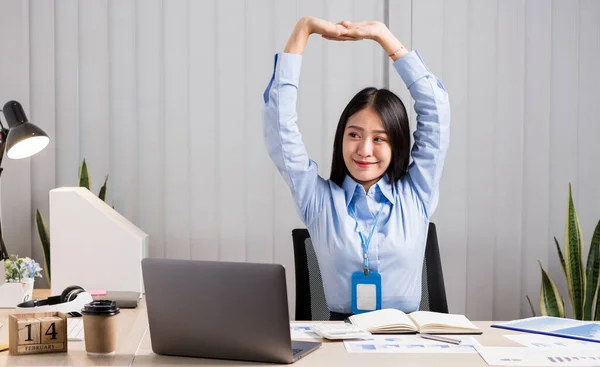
[348,309,482,334]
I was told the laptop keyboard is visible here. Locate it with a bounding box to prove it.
[292,348,302,355]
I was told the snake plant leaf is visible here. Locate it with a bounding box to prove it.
[526,295,536,317]
[595,279,600,321]
[79,159,91,190]
[564,184,585,320]
[0,218,8,261]
[98,175,108,202]
[555,237,566,277]
[35,209,51,285]
[539,261,565,317]
[585,220,600,320]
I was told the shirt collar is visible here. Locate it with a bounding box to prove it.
[342,175,394,207]
[378,175,395,204]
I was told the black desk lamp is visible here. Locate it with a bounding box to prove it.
[0,100,50,261]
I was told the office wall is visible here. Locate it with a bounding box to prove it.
[1,0,599,321]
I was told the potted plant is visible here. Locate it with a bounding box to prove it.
[4,254,43,302]
[527,184,600,320]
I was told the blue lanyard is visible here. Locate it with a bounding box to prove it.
[350,203,385,275]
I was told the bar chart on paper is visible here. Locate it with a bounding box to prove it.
[475,346,600,366]
[343,335,480,354]
[504,334,598,350]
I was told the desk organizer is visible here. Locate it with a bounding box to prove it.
[49,187,149,295]
[0,281,28,308]
[8,312,68,355]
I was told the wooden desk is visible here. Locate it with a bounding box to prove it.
[0,292,148,366]
[132,322,527,367]
[1,291,532,366]
[32,289,51,300]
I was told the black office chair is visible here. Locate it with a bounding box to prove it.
[292,222,448,321]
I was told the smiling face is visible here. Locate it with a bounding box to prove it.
[342,107,392,192]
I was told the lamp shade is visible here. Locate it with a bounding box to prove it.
[3,100,49,159]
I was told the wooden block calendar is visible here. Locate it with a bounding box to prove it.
[8,312,68,355]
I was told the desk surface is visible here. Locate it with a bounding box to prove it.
[133,321,523,367]
[0,290,536,367]
[0,289,148,366]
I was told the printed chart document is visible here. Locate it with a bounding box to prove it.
[492,317,600,343]
[289,323,321,339]
[505,334,599,350]
[343,334,481,354]
[348,308,481,334]
[475,345,600,366]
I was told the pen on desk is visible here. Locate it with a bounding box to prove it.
[418,334,462,345]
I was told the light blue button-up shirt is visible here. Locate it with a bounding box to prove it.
[262,50,450,314]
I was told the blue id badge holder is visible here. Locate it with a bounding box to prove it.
[350,202,385,314]
[351,270,382,314]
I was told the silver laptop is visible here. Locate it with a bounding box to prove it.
[141,258,321,364]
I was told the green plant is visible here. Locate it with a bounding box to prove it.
[527,184,600,321]
[4,254,43,282]
[35,159,108,286]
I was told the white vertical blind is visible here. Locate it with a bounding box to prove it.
[136,0,165,260]
[190,0,220,262]
[30,0,56,275]
[1,0,599,321]
[245,0,275,265]
[465,0,498,322]
[164,0,191,260]
[521,0,552,319]
[79,0,110,195]
[494,0,525,322]
[109,0,138,226]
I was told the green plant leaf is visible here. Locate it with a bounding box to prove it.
[526,295,536,317]
[555,237,566,277]
[583,220,600,320]
[564,184,585,320]
[35,209,51,286]
[98,175,108,202]
[79,159,91,190]
[595,280,600,321]
[539,261,565,317]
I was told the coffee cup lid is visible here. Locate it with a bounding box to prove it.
[81,300,120,316]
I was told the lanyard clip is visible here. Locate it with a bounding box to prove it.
[364,268,369,276]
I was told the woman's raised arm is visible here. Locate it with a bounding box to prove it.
[262,17,348,225]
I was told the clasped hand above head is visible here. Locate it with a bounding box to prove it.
[285,16,408,61]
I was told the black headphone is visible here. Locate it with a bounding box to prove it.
[16,285,93,316]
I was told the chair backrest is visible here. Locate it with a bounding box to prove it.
[291,223,448,321]
[291,228,330,321]
[418,223,449,313]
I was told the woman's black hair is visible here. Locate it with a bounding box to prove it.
[330,87,410,187]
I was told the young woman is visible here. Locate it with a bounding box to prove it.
[262,17,450,320]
